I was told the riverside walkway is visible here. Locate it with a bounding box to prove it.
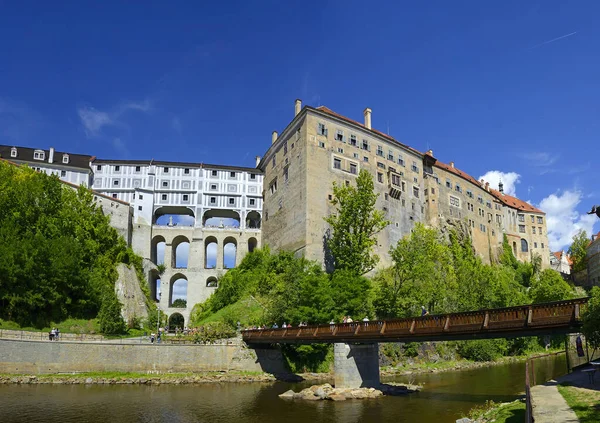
[242,298,588,344]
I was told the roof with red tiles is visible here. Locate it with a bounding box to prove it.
[552,251,573,266]
[314,106,423,156]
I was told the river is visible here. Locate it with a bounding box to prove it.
[0,354,566,423]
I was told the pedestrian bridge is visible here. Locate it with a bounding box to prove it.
[242,298,588,345]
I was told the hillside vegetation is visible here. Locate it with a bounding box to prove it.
[0,161,153,332]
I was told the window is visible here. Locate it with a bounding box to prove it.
[230,171,236,178]
[532,227,536,234]
[10,148,17,158]
[139,194,143,199]
[521,239,529,252]
[138,206,142,211]
[388,150,394,161]
[350,135,357,146]
[377,145,384,157]
[519,225,526,233]
[391,174,401,186]
[402,199,406,207]
[402,181,406,192]
[113,180,119,186]
[97,165,102,171]
[33,150,45,160]
[335,130,344,141]
[398,156,405,166]
[455,184,461,193]
[537,216,543,224]
[62,154,69,164]
[161,194,167,201]
[184,168,190,174]
[283,167,289,182]
[486,201,492,209]
[114,165,120,171]
[518,214,525,222]
[413,177,418,183]
[164,167,169,173]
[210,184,217,190]
[413,186,419,198]
[135,166,141,172]
[183,194,189,202]
[466,190,473,198]
[478,196,483,204]
[333,158,341,169]
[531,216,535,223]
[411,162,419,172]
[318,123,328,136]
[212,170,218,176]
[389,167,396,173]
[541,243,545,249]
[229,198,235,205]
[353,153,359,159]
[449,196,460,207]
[350,163,357,174]
[534,242,538,248]
[480,224,486,233]
[319,141,326,148]
[283,143,288,155]
[338,147,344,154]
[385,193,389,200]
[362,140,369,150]
[377,172,383,183]
[162,181,168,187]
[539,227,542,234]
[446,179,452,188]
[250,173,256,180]
[363,156,369,162]
[249,198,256,206]
[377,162,385,169]
[210,197,216,204]
[269,179,278,195]
[431,188,435,194]
[60,170,66,177]
[112,193,117,199]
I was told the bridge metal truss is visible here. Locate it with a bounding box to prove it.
[242,298,588,344]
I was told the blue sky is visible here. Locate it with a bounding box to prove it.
[1,1,598,251]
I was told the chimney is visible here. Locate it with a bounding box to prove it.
[480,178,485,186]
[499,180,504,194]
[485,182,490,192]
[426,149,433,156]
[449,161,455,168]
[295,99,302,116]
[363,108,372,130]
[255,156,261,167]
[271,131,278,144]
[48,147,54,164]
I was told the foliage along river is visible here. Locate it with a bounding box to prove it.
[0,354,566,423]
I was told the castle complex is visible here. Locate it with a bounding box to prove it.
[0,98,551,325]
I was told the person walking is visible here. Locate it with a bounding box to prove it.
[421,306,429,316]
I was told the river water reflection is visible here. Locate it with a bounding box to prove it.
[0,355,566,423]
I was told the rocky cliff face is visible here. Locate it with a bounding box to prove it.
[115,263,149,324]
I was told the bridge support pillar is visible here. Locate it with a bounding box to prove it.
[333,343,380,388]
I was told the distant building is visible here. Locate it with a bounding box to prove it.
[0,145,92,187]
[587,232,600,287]
[550,251,572,275]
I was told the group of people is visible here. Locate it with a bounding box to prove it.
[48,328,60,341]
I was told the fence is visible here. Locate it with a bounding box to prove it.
[524,350,567,423]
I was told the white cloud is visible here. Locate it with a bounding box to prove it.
[478,171,521,196]
[520,152,558,167]
[77,99,151,138]
[538,190,598,251]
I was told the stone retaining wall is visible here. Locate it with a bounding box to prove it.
[0,339,286,375]
[0,329,105,342]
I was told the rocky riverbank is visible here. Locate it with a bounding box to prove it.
[279,382,421,401]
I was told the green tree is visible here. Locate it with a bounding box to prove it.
[98,292,127,334]
[171,299,187,308]
[568,229,589,273]
[529,269,574,303]
[324,169,390,275]
[582,287,600,352]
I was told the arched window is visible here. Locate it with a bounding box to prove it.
[206,277,218,287]
[151,236,166,265]
[172,235,190,269]
[521,239,528,253]
[205,237,218,269]
[223,237,237,269]
[248,237,258,253]
[169,274,188,307]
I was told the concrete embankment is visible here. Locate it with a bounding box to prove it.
[0,338,286,375]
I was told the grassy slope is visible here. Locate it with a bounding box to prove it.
[196,296,266,326]
[467,400,525,423]
[558,384,600,423]
[0,318,100,334]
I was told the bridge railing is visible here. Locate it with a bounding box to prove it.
[242,298,588,343]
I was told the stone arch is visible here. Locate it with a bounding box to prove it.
[151,235,166,265]
[206,276,218,287]
[205,236,218,269]
[203,209,240,228]
[248,237,258,253]
[246,211,261,229]
[521,239,529,253]
[148,269,161,302]
[169,273,188,307]
[154,206,195,226]
[172,235,190,269]
[168,313,185,330]
[223,236,237,269]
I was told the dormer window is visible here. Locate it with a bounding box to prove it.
[33,150,45,161]
[62,154,69,164]
[10,147,17,158]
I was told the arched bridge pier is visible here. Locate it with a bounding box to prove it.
[242,298,588,388]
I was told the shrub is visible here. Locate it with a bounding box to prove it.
[281,344,333,373]
[98,293,127,334]
[403,342,420,358]
[191,322,236,344]
[457,339,507,362]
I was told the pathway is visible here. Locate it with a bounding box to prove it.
[531,381,579,422]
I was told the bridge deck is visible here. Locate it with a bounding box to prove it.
[242,298,588,344]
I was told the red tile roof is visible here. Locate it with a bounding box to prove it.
[315,106,423,156]
[552,251,573,265]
